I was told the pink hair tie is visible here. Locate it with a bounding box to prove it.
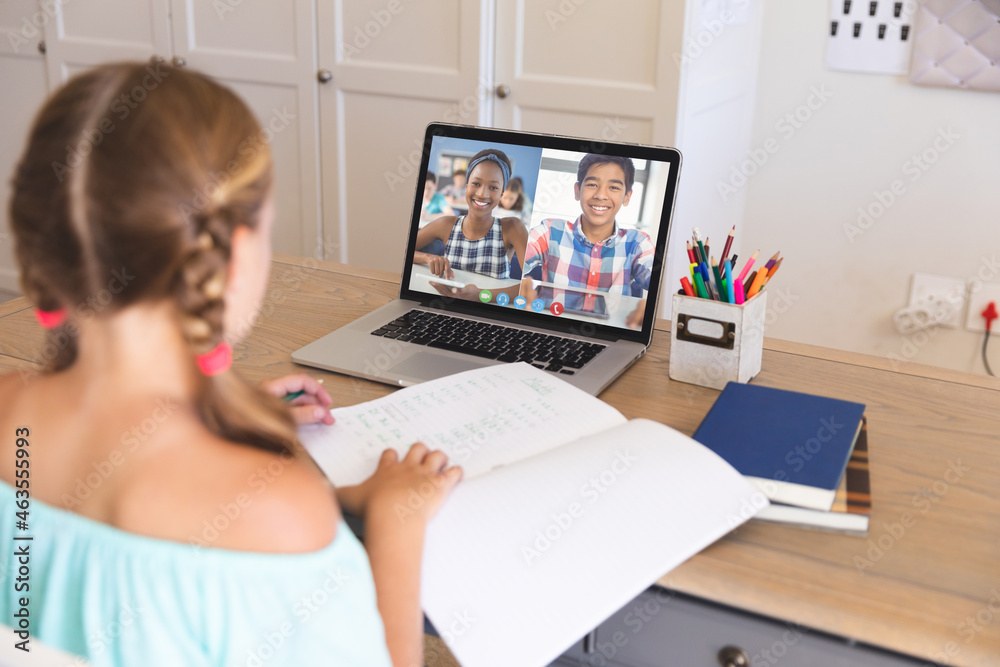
[34,308,67,329]
[196,342,232,376]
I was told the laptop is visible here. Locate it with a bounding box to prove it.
[292,123,682,395]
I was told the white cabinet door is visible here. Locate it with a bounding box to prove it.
[41,0,171,81]
[0,1,51,292]
[169,0,321,257]
[493,0,684,146]
[316,0,487,270]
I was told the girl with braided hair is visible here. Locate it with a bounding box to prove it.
[0,62,460,666]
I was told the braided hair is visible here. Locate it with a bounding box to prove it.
[10,63,296,454]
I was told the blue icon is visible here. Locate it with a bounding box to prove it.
[513,296,527,309]
[496,293,510,306]
[531,299,545,312]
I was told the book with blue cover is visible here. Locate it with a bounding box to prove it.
[693,382,866,511]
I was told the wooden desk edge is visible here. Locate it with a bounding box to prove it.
[272,254,999,390]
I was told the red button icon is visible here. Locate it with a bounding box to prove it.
[550,302,564,315]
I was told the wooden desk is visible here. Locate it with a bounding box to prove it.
[2,254,998,666]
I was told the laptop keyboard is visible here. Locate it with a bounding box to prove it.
[370,310,606,375]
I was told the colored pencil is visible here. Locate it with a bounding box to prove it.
[763,251,780,272]
[682,225,782,301]
[737,250,759,283]
[747,266,769,298]
[724,260,735,304]
[720,225,735,264]
[699,263,716,300]
[680,276,696,296]
[693,271,709,298]
[761,257,783,285]
[711,258,725,302]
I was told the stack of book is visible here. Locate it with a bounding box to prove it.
[693,383,871,536]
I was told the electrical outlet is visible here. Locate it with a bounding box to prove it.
[908,273,965,329]
[966,280,1000,332]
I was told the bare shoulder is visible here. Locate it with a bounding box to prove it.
[0,371,27,401]
[426,215,459,237]
[500,216,528,235]
[116,431,340,554]
[0,372,36,475]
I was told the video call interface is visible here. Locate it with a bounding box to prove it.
[406,135,673,332]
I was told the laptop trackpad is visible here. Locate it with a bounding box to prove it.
[390,353,490,382]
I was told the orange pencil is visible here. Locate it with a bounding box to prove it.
[747,265,769,298]
[761,257,783,286]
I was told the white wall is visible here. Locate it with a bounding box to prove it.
[738,0,1000,374]
[665,0,765,320]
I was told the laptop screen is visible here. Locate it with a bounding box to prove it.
[399,124,681,344]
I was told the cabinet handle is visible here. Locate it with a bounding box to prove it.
[172,56,187,68]
[495,84,511,99]
[37,40,46,55]
[717,645,751,667]
[150,55,164,65]
[317,69,333,83]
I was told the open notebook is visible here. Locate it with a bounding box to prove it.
[299,364,764,666]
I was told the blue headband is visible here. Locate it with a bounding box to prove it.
[466,153,510,191]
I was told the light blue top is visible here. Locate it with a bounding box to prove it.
[0,482,392,666]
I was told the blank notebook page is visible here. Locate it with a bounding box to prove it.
[420,418,762,667]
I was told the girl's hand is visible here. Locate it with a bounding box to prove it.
[626,299,647,329]
[519,277,537,303]
[259,373,335,425]
[426,255,454,279]
[429,281,480,301]
[362,443,463,524]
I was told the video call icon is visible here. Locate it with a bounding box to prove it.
[478,290,492,303]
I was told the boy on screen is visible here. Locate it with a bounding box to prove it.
[520,154,652,327]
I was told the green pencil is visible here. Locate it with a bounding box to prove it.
[693,271,709,299]
[711,258,726,303]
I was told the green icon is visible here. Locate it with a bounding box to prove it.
[479,289,492,303]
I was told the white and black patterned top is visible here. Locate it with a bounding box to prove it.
[443,216,509,279]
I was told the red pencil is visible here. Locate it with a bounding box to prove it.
[686,241,696,264]
[680,276,696,296]
[720,225,735,264]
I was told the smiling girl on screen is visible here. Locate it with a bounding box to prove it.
[0,63,461,666]
[413,149,528,301]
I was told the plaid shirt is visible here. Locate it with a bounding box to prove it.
[522,217,653,309]
[443,216,509,279]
